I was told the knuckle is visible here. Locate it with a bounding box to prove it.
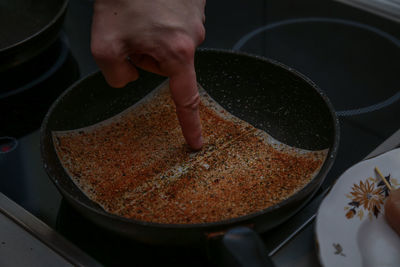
[90,40,108,60]
[91,39,123,62]
[170,35,196,61]
[177,93,200,111]
[197,25,206,44]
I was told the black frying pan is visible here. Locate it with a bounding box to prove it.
[41,49,339,265]
[0,0,68,72]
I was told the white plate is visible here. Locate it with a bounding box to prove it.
[316,148,400,267]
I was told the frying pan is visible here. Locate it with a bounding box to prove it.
[41,49,339,265]
[0,0,68,72]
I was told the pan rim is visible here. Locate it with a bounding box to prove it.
[41,48,340,231]
[0,0,69,53]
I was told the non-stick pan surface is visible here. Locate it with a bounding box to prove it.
[0,0,68,71]
[41,49,339,245]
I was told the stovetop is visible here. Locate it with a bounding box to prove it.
[1,0,399,266]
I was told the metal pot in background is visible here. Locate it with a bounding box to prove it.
[0,0,68,73]
[0,0,80,138]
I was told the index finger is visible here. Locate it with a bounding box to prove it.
[169,63,203,150]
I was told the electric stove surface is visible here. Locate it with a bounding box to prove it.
[1,0,399,266]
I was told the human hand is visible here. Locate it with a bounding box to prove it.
[385,188,400,235]
[91,0,206,150]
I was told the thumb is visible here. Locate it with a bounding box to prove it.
[385,188,400,235]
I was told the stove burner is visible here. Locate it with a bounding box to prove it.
[0,32,80,137]
[233,17,400,116]
[0,33,70,98]
[0,137,18,153]
[335,91,400,116]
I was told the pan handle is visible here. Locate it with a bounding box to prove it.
[208,226,276,267]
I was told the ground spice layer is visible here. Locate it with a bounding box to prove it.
[53,81,328,224]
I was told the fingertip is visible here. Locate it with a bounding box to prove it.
[104,77,127,88]
[175,106,203,151]
[188,134,203,151]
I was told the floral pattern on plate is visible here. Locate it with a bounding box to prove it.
[344,175,398,220]
[316,148,400,267]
